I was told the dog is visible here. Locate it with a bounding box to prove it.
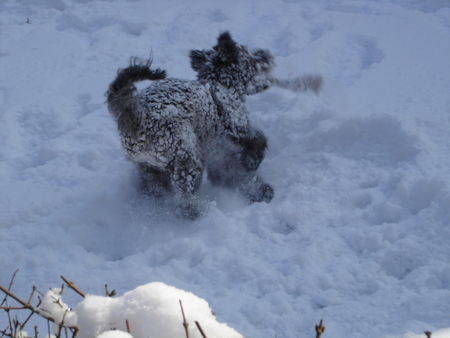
[107,32,319,219]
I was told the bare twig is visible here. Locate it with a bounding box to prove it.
[20,308,37,331]
[55,310,69,337]
[1,269,19,306]
[27,286,37,305]
[126,319,131,333]
[195,321,208,338]
[315,319,326,338]
[71,327,79,337]
[105,284,116,297]
[0,285,33,310]
[60,276,86,298]
[179,300,189,338]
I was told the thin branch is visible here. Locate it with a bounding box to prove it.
[0,328,13,338]
[21,294,42,331]
[71,327,79,337]
[5,307,13,337]
[0,284,78,331]
[105,284,116,297]
[0,285,32,310]
[315,319,326,338]
[60,276,85,298]
[27,286,37,305]
[1,269,19,306]
[179,300,189,338]
[20,310,36,331]
[195,321,208,338]
[126,319,131,333]
[55,310,69,338]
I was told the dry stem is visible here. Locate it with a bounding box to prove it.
[315,319,326,338]
[60,276,86,298]
[179,300,189,338]
[195,321,208,338]
[105,284,116,297]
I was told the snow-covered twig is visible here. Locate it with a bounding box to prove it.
[0,284,79,335]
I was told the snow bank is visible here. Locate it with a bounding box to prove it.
[386,328,450,338]
[39,282,242,338]
[97,331,134,338]
[1,0,450,337]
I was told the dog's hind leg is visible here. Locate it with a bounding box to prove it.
[138,163,171,197]
[165,125,204,219]
[171,154,204,219]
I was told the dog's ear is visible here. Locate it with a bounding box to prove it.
[190,49,208,73]
[253,49,274,67]
[214,31,239,65]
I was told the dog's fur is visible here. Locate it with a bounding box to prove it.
[106,32,274,218]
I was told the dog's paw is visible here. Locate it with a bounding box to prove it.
[241,178,274,204]
[252,183,274,203]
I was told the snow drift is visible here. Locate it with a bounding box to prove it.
[1,0,450,337]
[37,282,242,338]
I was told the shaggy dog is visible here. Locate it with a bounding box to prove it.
[106,32,321,218]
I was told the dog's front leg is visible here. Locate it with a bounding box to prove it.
[229,127,268,172]
[238,173,274,203]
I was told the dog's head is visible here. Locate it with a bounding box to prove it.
[190,32,274,96]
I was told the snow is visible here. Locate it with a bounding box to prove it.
[37,288,77,328]
[0,0,450,337]
[96,331,133,338]
[387,328,450,338]
[38,282,241,338]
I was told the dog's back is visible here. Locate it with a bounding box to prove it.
[136,79,223,146]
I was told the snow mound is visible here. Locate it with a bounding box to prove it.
[386,328,450,338]
[38,288,77,328]
[39,282,242,338]
[97,331,134,338]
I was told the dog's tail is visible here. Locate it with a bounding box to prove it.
[106,57,166,120]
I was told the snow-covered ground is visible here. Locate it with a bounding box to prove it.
[1,0,450,337]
